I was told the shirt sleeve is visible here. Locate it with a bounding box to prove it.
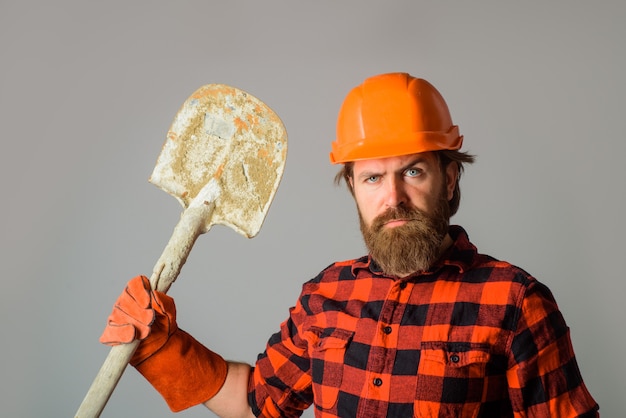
[248,298,314,417]
[506,279,599,417]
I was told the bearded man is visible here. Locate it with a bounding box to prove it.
[100,72,599,417]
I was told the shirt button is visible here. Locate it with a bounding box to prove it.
[399,282,407,289]
[450,354,460,363]
[373,378,383,387]
[383,326,392,335]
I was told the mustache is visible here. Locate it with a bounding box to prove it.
[371,206,430,230]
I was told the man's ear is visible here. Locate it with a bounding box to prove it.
[445,162,459,201]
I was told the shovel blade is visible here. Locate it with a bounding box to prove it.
[149,84,287,238]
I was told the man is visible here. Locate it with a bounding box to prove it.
[100,72,599,417]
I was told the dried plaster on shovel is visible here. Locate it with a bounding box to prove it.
[75,84,288,417]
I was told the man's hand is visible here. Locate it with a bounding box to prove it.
[99,275,177,365]
[98,275,229,412]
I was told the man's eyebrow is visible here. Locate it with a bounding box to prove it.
[400,157,428,172]
[356,169,380,181]
[356,157,429,180]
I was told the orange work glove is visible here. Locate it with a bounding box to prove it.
[100,275,228,412]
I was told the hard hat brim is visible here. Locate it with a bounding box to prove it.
[329,126,463,164]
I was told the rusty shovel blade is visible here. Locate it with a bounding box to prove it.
[75,84,287,418]
[149,84,288,238]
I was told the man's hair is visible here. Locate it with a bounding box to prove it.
[334,150,476,216]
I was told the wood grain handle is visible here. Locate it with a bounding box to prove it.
[75,201,215,417]
[75,341,139,417]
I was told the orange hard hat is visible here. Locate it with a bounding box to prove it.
[329,72,463,164]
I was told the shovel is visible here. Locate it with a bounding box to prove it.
[75,84,288,417]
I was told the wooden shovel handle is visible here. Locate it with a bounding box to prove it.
[75,201,215,417]
[74,341,140,417]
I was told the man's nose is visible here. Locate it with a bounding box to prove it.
[385,176,408,208]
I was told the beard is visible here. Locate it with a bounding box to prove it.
[359,190,450,278]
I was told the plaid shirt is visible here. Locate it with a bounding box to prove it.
[248,226,599,417]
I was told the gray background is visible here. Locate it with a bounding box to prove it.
[1,1,623,416]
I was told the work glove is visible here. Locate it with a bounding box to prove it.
[100,275,228,412]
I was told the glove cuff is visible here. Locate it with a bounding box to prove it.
[134,328,228,412]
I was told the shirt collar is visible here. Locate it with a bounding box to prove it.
[438,225,476,274]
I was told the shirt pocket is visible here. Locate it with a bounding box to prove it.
[309,326,354,410]
[414,341,491,418]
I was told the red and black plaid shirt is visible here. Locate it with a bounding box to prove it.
[248,226,599,417]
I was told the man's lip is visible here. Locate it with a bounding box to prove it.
[383,219,410,228]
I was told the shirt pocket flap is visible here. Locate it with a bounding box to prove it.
[421,341,491,367]
[310,327,354,350]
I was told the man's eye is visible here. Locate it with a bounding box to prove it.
[405,168,421,177]
[366,175,379,183]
